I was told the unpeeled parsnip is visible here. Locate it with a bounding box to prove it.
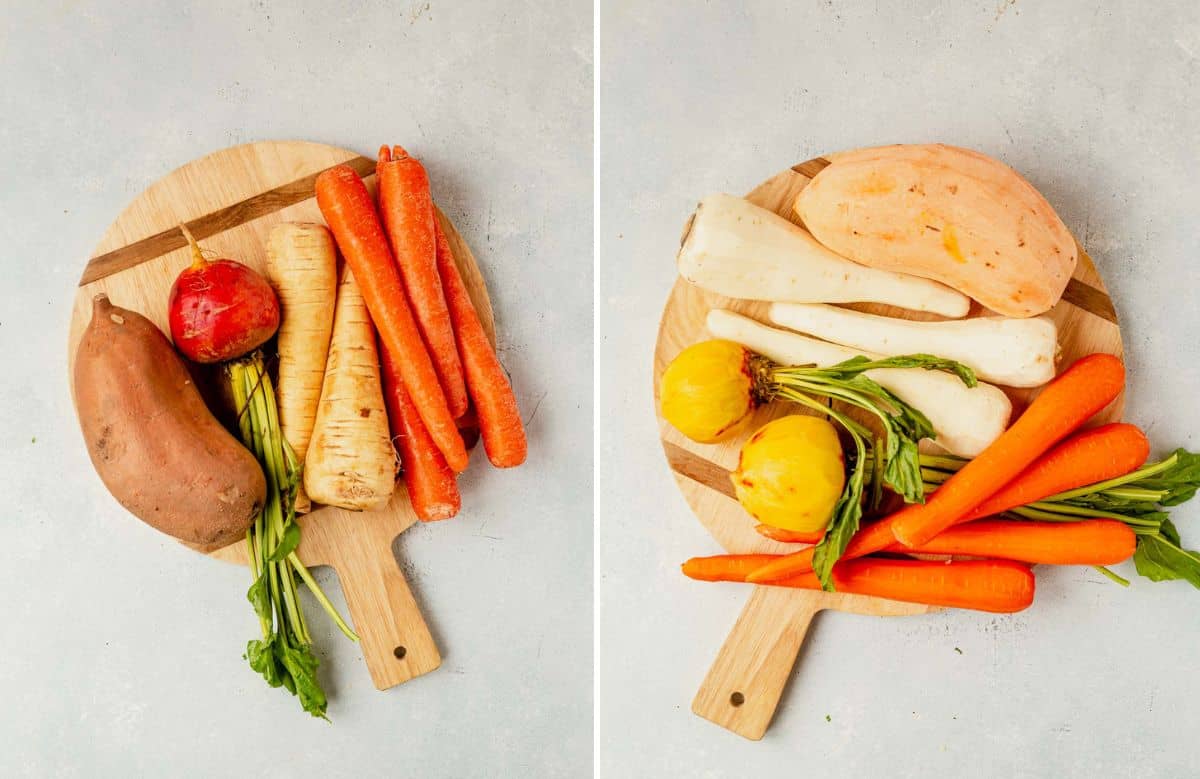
[304,265,397,511]
[706,309,1012,458]
[265,222,338,512]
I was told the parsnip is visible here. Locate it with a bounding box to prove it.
[303,265,397,511]
[265,222,338,512]
[678,193,970,318]
[706,309,1012,458]
[769,303,1057,388]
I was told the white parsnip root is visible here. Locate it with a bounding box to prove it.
[769,303,1058,388]
[303,265,397,511]
[264,222,338,512]
[678,193,970,318]
[706,309,1012,458]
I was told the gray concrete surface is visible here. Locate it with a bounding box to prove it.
[598,2,1199,777]
[0,1,591,776]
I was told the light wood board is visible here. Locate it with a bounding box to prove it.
[68,140,497,692]
[653,156,1125,740]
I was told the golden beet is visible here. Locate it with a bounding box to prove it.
[660,339,758,444]
[732,415,845,533]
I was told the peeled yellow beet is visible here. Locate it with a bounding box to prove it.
[731,415,845,533]
[795,144,1077,317]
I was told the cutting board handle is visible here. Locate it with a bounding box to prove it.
[324,540,442,690]
[692,586,822,740]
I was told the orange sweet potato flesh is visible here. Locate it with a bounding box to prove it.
[794,144,1077,317]
[74,294,265,549]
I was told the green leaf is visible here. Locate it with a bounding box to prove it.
[247,573,271,624]
[1133,524,1200,589]
[267,523,302,563]
[278,643,328,720]
[812,434,867,591]
[1139,449,1200,506]
[832,354,977,388]
[246,638,286,689]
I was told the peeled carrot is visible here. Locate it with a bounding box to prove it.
[961,423,1148,521]
[888,519,1136,565]
[681,554,778,582]
[754,524,822,544]
[379,339,461,522]
[891,353,1125,547]
[378,146,468,419]
[435,219,527,468]
[315,165,468,473]
[748,418,1140,584]
[777,558,1035,613]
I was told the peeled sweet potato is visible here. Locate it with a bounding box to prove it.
[74,294,265,548]
[794,144,1077,317]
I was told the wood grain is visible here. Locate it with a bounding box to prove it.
[655,157,1125,740]
[68,140,496,691]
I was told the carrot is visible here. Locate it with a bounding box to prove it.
[263,222,338,513]
[754,524,822,544]
[315,165,468,473]
[435,219,527,468]
[747,411,1138,584]
[681,554,778,582]
[379,339,461,521]
[961,422,1148,521]
[776,558,1036,614]
[888,519,1136,565]
[303,266,397,510]
[891,353,1125,547]
[377,146,468,419]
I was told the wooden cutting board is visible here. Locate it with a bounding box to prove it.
[68,140,498,691]
[653,155,1125,740]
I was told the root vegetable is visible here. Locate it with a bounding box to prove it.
[378,146,469,419]
[706,309,1011,457]
[677,193,970,317]
[795,144,1077,318]
[264,222,338,513]
[74,294,265,548]
[304,266,397,511]
[769,303,1058,388]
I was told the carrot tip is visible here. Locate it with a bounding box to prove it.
[393,145,410,160]
[379,145,392,163]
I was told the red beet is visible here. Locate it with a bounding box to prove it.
[168,226,280,363]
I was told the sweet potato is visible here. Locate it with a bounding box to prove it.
[794,144,1077,317]
[74,294,265,548]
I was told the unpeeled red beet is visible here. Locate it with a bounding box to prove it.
[169,226,280,363]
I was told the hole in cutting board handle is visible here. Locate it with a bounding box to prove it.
[393,645,407,660]
[729,691,745,707]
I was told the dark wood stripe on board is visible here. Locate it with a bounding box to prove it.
[663,440,736,501]
[1061,277,1118,324]
[79,155,376,286]
[790,157,831,179]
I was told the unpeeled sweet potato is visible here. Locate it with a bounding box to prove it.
[74,294,265,548]
[794,144,1077,317]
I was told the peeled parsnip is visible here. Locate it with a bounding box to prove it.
[678,194,970,318]
[265,222,338,512]
[304,265,397,511]
[769,303,1057,388]
[706,309,1012,457]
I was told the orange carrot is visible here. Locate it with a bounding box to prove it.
[961,422,1148,521]
[315,165,468,473]
[748,417,1139,584]
[435,219,527,468]
[888,519,1136,565]
[379,339,461,521]
[377,146,468,419]
[776,558,1035,613]
[681,554,778,582]
[754,524,822,544]
[891,353,1124,547]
